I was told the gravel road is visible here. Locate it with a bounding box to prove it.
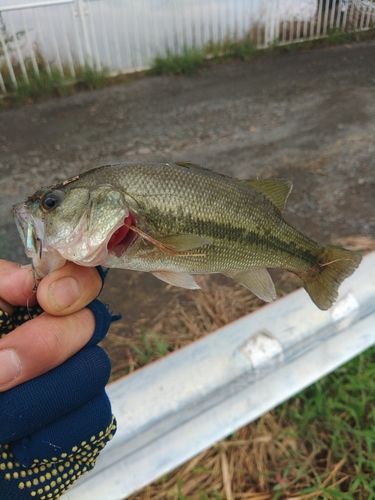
[1,40,374,327]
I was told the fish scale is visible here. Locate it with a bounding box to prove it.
[13,161,361,310]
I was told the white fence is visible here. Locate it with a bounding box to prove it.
[0,0,374,92]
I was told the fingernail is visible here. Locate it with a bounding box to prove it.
[0,349,22,386]
[49,277,80,311]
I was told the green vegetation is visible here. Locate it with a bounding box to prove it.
[0,62,109,106]
[75,64,109,90]
[0,11,112,105]
[281,26,375,54]
[148,48,206,76]
[149,27,375,76]
[4,67,70,104]
[148,37,257,76]
[272,345,375,497]
[129,329,173,368]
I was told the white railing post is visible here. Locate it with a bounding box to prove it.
[46,7,64,75]
[33,7,52,76]
[59,4,75,77]
[21,9,40,77]
[8,13,29,83]
[76,0,92,66]
[0,71,6,93]
[0,20,18,88]
[264,0,277,47]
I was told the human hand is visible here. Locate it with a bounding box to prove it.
[0,259,102,391]
[0,260,117,500]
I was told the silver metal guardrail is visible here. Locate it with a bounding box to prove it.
[64,250,375,500]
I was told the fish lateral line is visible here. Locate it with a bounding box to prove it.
[173,253,206,257]
[139,252,206,259]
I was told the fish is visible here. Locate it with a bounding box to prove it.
[13,161,361,310]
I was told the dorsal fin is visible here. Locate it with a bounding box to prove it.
[245,179,293,211]
[175,161,212,172]
[175,162,233,184]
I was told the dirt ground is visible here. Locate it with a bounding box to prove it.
[0,40,374,349]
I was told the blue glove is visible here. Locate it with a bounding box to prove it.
[0,293,118,499]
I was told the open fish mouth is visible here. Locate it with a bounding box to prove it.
[107,212,138,257]
[13,202,66,277]
[13,200,139,277]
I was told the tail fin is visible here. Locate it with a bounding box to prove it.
[297,245,362,310]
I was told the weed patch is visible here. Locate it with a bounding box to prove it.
[148,49,206,76]
[75,64,109,90]
[148,28,375,76]
[5,67,70,105]
[0,60,109,106]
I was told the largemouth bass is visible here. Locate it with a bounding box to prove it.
[13,161,361,310]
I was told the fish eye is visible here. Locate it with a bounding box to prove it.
[41,190,64,211]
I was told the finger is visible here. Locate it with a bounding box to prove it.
[0,307,95,391]
[0,298,14,316]
[0,260,37,310]
[36,262,102,316]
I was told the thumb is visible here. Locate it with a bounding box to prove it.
[36,262,103,316]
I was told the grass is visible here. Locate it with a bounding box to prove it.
[148,49,206,76]
[100,236,375,499]
[0,62,109,106]
[148,27,375,76]
[5,67,71,104]
[75,64,109,90]
[275,348,375,497]
[148,37,258,76]
[278,26,375,54]
[129,329,173,368]
[147,37,258,76]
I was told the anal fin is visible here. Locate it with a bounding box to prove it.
[224,268,276,302]
[152,270,201,290]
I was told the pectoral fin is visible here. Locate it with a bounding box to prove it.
[158,234,211,251]
[151,270,201,289]
[224,268,276,302]
[245,179,292,211]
